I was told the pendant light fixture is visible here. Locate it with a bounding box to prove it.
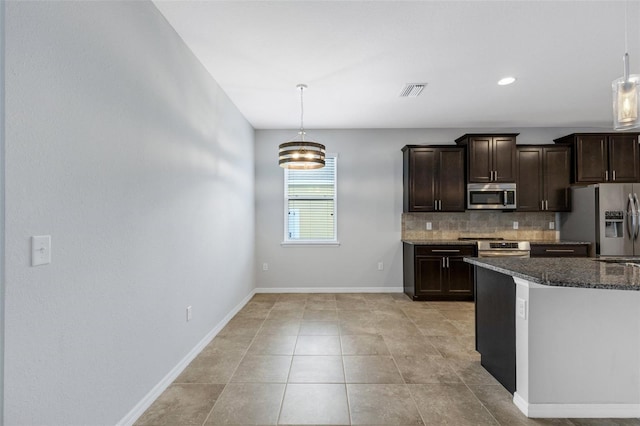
[279,84,325,169]
[613,1,640,130]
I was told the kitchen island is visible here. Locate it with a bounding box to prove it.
[465,257,640,419]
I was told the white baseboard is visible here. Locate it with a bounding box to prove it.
[117,289,257,426]
[255,286,403,294]
[513,392,640,418]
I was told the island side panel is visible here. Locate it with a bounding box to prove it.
[475,267,516,393]
[515,278,640,417]
[403,243,416,299]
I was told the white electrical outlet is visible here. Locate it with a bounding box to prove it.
[426,222,432,230]
[31,235,51,266]
[517,298,526,319]
[377,262,384,271]
[513,221,519,230]
[262,263,269,271]
[186,306,192,322]
[549,221,555,230]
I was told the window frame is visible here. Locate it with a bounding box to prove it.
[281,153,339,246]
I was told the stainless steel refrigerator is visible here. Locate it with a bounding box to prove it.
[560,183,640,256]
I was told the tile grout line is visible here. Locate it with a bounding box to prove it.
[338,329,353,425]
[199,294,278,426]
[275,298,304,426]
[393,303,430,426]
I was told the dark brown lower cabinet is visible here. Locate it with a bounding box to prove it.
[530,243,589,257]
[403,243,476,301]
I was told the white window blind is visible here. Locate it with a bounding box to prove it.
[284,156,337,243]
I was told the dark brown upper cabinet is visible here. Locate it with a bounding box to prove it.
[554,133,640,184]
[402,145,465,212]
[455,134,518,183]
[516,145,571,212]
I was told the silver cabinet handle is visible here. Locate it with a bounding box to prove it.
[432,249,461,253]
[606,170,609,181]
[446,257,450,268]
[613,170,616,181]
[442,257,446,268]
[545,200,549,210]
[435,200,438,210]
[541,200,544,210]
[545,249,574,253]
[494,170,498,181]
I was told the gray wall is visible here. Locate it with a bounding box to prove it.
[4,2,255,424]
[0,1,5,424]
[255,127,603,291]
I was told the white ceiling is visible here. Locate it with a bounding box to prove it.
[154,0,639,130]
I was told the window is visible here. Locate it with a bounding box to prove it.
[283,155,337,244]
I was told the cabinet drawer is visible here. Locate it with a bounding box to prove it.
[414,245,476,257]
[530,244,589,257]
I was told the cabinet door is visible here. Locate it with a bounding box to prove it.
[446,256,474,297]
[609,134,639,182]
[437,148,466,211]
[516,147,543,211]
[575,135,608,183]
[407,148,437,211]
[493,136,517,182]
[543,146,571,211]
[415,256,445,296]
[468,137,493,182]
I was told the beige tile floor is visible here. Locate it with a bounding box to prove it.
[136,293,640,426]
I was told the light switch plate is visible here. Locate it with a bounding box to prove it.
[426,222,432,230]
[32,235,51,266]
[513,221,519,230]
[549,221,555,230]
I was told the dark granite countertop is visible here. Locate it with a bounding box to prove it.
[529,241,591,245]
[402,240,477,246]
[465,257,640,291]
[403,240,590,246]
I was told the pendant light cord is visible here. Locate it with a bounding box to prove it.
[625,0,629,54]
[299,85,305,136]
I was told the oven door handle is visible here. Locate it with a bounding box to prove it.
[478,251,530,258]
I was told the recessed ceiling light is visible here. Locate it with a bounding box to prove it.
[498,76,516,86]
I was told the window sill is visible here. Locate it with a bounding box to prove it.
[280,241,341,247]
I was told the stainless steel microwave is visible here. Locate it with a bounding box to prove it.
[467,183,517,210]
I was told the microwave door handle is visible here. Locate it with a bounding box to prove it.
[503,190,508,206]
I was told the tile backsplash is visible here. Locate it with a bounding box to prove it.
[402,211,559,241]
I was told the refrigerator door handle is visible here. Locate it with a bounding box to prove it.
[634,193,640,240]
[627,194,636,240]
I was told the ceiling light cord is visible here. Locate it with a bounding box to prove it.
[298,83,306,141]
[624,0,630,81]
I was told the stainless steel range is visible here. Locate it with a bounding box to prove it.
[459,237,531,258]
[476,240,531,258]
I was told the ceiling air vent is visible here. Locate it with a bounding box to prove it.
[400,83,427,97]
